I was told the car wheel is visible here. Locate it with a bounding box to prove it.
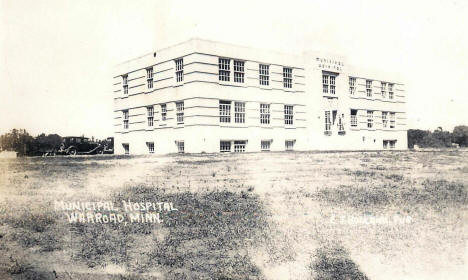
[69,149,77,156]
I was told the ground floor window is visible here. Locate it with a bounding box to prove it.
[234,141,246,153]
[261,140,271,151]
[220,140,246,153]
[176,141,184,153]
[220,141,231,152]
[383,140,397,149]
[285,140,295,151]
[122,143,129,155]
[146,142,154,154]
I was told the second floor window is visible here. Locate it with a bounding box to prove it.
[146,68,153,89]
[175,58,183,82]
[381,82,387,98]
[323,72,337,95]
[367,110,374,128]
[382,111,388,128]
[219,100,231,123]
[350,109,357,127]
[234,60,244,83]
[390,112,396,128]
[123,110,129,129]
[122,75,128,95]
[366,80,372,97]
[259,64,269,86]
[161,104,167,121]
[219,58,230,81]
[147,106,154,127]
[389,84,394,99]
[283,67,292,88]
[324,111,331,132]
[176,102,184,124]
[234,102,245,123]
[260,104,270,124]
[349,77,356,95]
[284,105,293,125]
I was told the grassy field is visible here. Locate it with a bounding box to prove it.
[0,150,466,279]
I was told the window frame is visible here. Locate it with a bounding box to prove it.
[366,80,372,97]
[233,60,245,83]
[220,141,232,153]
[283,67,292,88]
[175,58,184,83]
[261,140,271,152]
[389,83,394,99]
[219,100,231,123]
[367,110,374,128]
[381,82,387,98]
[285,140,295,151]
[323,72,337,95]
[284,105,293,125]
[349,77,356,95]
[382,111,388,128]
[176,141,184,153]
[147,106,154,127]
[260,103,270,124]
[123,110,129,130]
[390,112,396,128]
[146,67,153,89]
[218,58,231,82]
[161,104,167,121]
[234,102,245,123]
[146,142,154,154]
[122,75,128,95]
[176,101,184,124]
[259,64,269,86]
[350,109,357,127]
[233,141,246,153]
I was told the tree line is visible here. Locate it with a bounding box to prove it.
[408,126,468,148]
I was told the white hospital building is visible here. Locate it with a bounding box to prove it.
[113,38,407,155]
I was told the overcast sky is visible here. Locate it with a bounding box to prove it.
[1,0,467,138]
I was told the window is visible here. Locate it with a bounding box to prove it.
[219,58,230,81]
[389,140,396,149]
[176,141,184,153]
[234,60,244,83]
[381,82,387,98]
[324,111,331,133]
[234,102,245,123]
[382,111,388,128]
[283,67,292,88]
[220,141,231,153]
[350,109,357,127]
[146,142,154,154]
[261,140,271,151]
[337,114,344,132]
[175,58,183,82]
[323,72,337,95]
[234,141,246,153]
[389,84,394,99]
[390,112,396,128]
[122,143,129,155]
[259,64,269,86]
[176,101,184,124]
[284,105,293,125]
[349,77,356,95]
[161,104,167,121]
[366,80,372,97]
[122,75,128,95]
[123,110,129,130]
[146,68,153,89]
[219,100,231,123]
[383,140,389,149]
[147,106,154,127]
[367,111,374,128]
[260,104,270,124]
[285,140,295,151]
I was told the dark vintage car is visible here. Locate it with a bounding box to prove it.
[57,136,103,155]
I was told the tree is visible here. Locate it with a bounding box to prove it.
[452,125,468,147]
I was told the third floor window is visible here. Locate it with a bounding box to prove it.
[219,58,230,81]
[259,64,269,86]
